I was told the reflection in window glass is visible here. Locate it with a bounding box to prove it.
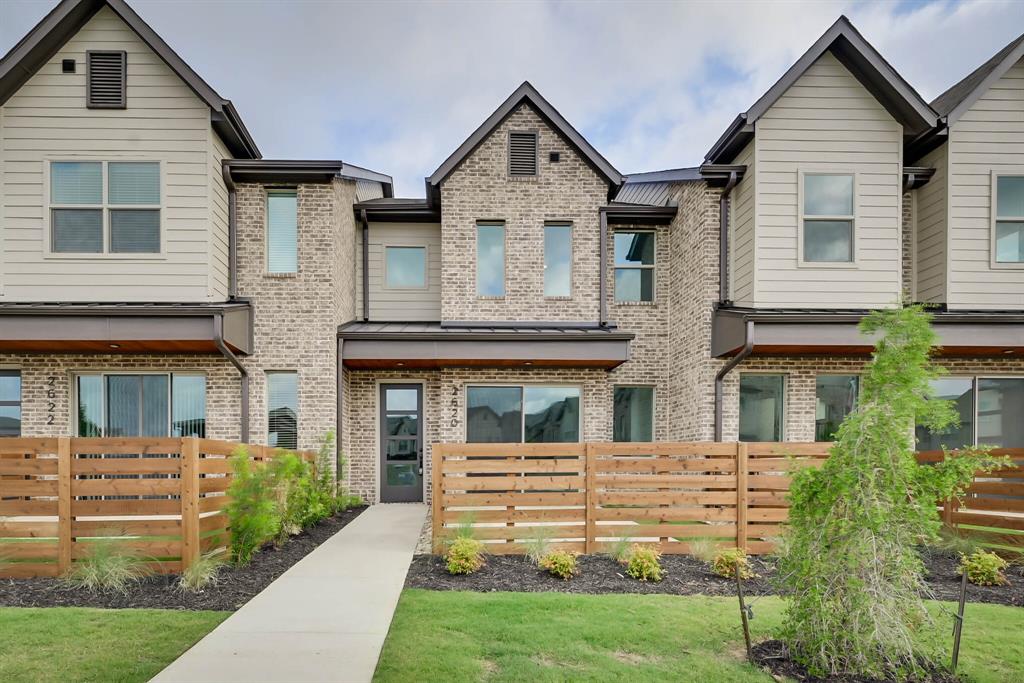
[613,386,653,442]
[916,378,974,451]
[51,161,102,204]
[385,246,426,288]
[524,386,580,443]
[267,372,298,449]
[0,371,21,437]
[977,378,1024,448]
[996,176,1024,263]
[467,386,521,442]
[172,375,206,438]
[815,375,858,441]
[804,174,854,216]
[77,375,103,436]
[739,375,784,442]
[803,173,854,263]
[614,231,655,302]
[544,225,572,297]
[476,224,505,296]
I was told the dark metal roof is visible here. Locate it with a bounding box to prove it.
[600,203,678,225]
[623,167,702,184]
[226,160,343,183]
[614,183,674,207]
[353,198,439,223]
[0,301,251,315]
[0,0,260,159]
[705,16,937,163]
[931,32,1024,123]
[427,81,624,192]
[716,305,1024,323]
[338,321,634,341]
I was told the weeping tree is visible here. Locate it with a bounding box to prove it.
[778,305,1006,678]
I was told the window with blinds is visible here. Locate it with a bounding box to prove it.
[508,131,538,177]
[87,51,126,109]
[267,191,298,273]
[0,371,22,438]
[267,372,298,450]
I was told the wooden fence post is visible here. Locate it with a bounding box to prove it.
[180,438,200,571]
[431,444,443,553]
[736,442,748,552]
[57,437,72,575]
[585,443,595,554]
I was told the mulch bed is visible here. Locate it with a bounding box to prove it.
[0,506,365,612]
[406,548,1024,607]
[750,640,959,683]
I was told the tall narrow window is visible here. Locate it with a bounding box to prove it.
[815,375,858,441]
[384,246,426,288]
[267,371,298,449]
[267,191,298,274]
[613,386,653,442]
[802,173,854,262]
[614,231,655,302]
[995,175,1024,263]
[544,224,572,297]
[0,371,21,437]
[739,374,784,442]
[476,223,505,296]
[916,378,974,451]
[977,378,1024,448]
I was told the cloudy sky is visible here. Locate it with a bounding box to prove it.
[2,0,1022,196]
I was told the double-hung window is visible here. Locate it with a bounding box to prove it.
[801,173,854,263]
[544,224,572,297]
[267,371,299,449]
[994,175,1024,264]
[614,231,655,302]
[466,385,580,443]
[0,371,21,437]
[267,190,298,274]
[476,223,505,296]
[50,161,160,254]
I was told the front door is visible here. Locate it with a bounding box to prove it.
[380,384,423,503]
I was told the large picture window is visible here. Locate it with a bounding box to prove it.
[739,374,784,442]
[801,173,854,263]
[614,231,655,302]
[267,371,298,449]
[0,371,21,437]
[50,161,161,254]
[466,385,580,443]
[613,386,653,442]
[815,375,859,441]
[994,175,1024,264]
[75,373,205,437]
[915,378,976,451]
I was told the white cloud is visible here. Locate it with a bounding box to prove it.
[2,0,1022,195]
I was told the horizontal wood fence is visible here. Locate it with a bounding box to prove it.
[432,442,1023,556]
[0,437,312,579]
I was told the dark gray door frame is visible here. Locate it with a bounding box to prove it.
[379,383,424,503]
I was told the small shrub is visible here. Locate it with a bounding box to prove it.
[337,493,364,511]
[225,449,281,565]
[63,538,152,594]
[711,547,757,580]
[935,527,984,556]
[959,550,1009,586]
[625,544,664,582]
[268,452,314,541]
[607,534,633,564]
[539,550,578,580]
[687,538,718,564]
[445,536,486,575]
[522,527,553,566]
[177,550,228,593]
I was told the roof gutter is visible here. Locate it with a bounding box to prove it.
[221,161,238,299]
[360,209,370,321]
[214,313,249,442]
[718,170,739,303]
[714,319,753,441]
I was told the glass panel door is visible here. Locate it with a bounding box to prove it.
[380,384,423,503]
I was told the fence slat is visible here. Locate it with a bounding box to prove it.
[57,437,72,575]
[736,442,748,551]
[180,437,200,571]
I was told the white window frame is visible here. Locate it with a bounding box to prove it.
[265,188,299,275]
[738,372,787,442]
[990,170,1024,269]
[797,169,858,268]
[543,223,573,299]
[612,384,655,442]
[613,229,656,303]
[464,383,583,443]
[475,221,506,298]
[382,244,429,290]
[70,370,205,437]
[43,158,165,259]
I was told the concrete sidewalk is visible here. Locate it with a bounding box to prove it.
[151,504,427,683]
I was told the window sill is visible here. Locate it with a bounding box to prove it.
[42,252,166,261]
[264,272,298,279]
[990,261,1024,270]
[796,261,859,269]
[615,300,656,306]
[544,296,573,301]
[477,295,505,300]
[506,175,538,182]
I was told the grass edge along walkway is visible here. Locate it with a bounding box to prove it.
[375,590,1024,683]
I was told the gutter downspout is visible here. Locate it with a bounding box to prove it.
[336,338,344,479]
[214,313,249,443]
[222,162,238,299]
[360,209,370,321]
[599,209,608,327]
[718,170,739,304]
[713,319,753,441]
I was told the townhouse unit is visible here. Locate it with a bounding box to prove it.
[1,0,1022,503]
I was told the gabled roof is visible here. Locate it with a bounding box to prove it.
[705,16,937,163]
[427,81,623,193]
[931,31,1024,125]
[0,0,260,158]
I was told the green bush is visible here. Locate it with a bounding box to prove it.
[606,534,633,564]
[522,527,553,566]
[711,547,756,580]
[959,550,1009,586]
[225,448,281,565]
[625,544,663,582]
[63,538,152,594]
[445,537,486,575]
[539,550,578,580]
[177,550,227,593]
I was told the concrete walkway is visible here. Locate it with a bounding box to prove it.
[152,504,427,683]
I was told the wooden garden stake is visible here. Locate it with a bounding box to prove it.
[952,568,968,671]
[736,565,752,661]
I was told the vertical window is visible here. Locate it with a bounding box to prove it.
[0,371,21,437]
[614,231,655,302]
[108,162,160,253]
[739,375,784,442]
[384,246,426,288]
[994,175,1024,263]
[172,375,207,438]
[977,378,1024,448]
[613,386,653,442]
[916,378,974,451]
[466,385,580,443]
[544,224,572,297]
[267,371,298,449]
[267,191,298,274]
[815,375,858,441]
[476,223,505,296]
[74,373,204,438]
[802,173,854,263]
[51,161,102,253]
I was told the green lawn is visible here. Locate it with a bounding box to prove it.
[0,607,227,683]
[375,590,1024,682]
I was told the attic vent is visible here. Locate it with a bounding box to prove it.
[508,131,538,177]
[86,51,126,109]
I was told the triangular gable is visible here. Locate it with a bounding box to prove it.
[931,32,1024,126]
[0,0,259,158]
[427,81,623,191]
[706,16,937,163]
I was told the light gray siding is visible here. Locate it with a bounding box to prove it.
[356,222,442,321]
[0,6,216,302]
[751,50,903,308]
[729,140,755,305]
[913,144,948,303]
[946,57,1024,310]
[208,130,232,299]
